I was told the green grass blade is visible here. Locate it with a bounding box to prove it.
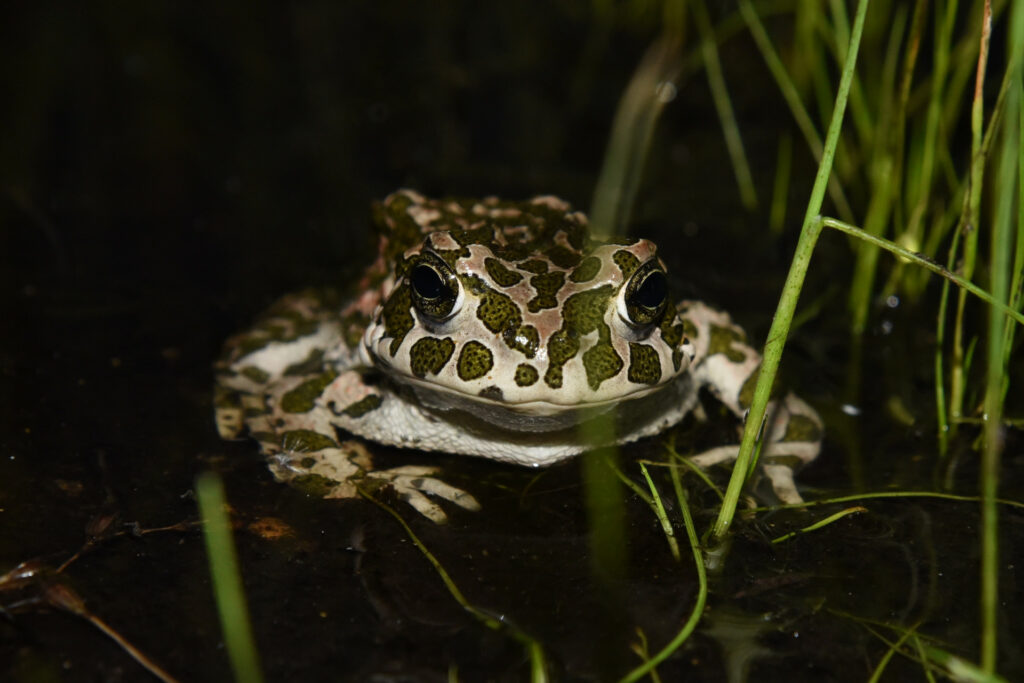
[980,0,1023,671]
[821,217,1024,326]
[739,0,856,223]
[618,467,707,683]
[196,472,265,683]
[590,36,682,239]
[711,0,871,542]
[692,0,758,209]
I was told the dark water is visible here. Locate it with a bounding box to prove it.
[3,2,1022,681]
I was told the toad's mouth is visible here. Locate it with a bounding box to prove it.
[378,371,684,434]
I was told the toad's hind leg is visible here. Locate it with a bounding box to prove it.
[688,393,822,504]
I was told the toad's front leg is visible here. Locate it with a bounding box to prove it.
[681,302,823,504]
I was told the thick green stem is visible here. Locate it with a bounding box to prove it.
[711,0,871,543]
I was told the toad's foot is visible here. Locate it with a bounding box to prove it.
[268,440,480,524]
[688,393,822,505]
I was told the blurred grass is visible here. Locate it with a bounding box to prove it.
[196,472,265,683]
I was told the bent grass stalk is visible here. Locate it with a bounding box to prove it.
[618,464,707,683]
[711,0,871,543]
[359,488,549,682]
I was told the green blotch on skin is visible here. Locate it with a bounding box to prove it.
[234,334,275,358]
[342,394,383,418]
[241,366,270,383]
[430,246,469,268]
[300,456,317,468]
[475,286,524,341]
[583,342,623,390]
[613,249,640,278]
[484,257,523,287]
[409,337,456,377]
[782,413,823,443]
[512,325,539,358]
[284,348,325,376]
[451,224,494,247]
[291,473,338,498]
[737,364,782,409]
[627,343,662,384]
[544,285,614,388]
[570,256,602,283]
[342,312,370,348]
[515,364,539,386]
[375,193,429,260]
[280,371,338,413]
[682,318,699,341]
[281,429,338,452]
[528,271,565,312]
[517,259,549,274]
[656,307,686,371]
[492,243,530,263]
[381,282,414,356]
[546,244,581,269]
[562,285,614,336]
[544,329,579,389]
[708,324,747,363]
[458,340,494,380]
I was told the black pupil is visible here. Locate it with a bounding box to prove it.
[411,264,446,300]
[635,271,667,309]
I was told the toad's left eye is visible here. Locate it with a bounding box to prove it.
[623,260,668,326]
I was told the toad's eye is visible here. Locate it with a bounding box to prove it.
[623,260,669,326]
[410,252,459,321]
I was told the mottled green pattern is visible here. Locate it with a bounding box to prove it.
[783,414,822,443]
[737,364,782,408]
[517,258,549,274]
[708,324,747,362]
[280,428,338,452]
[374,193,425,262]
[543,285,614,388]
[657,306,686,371]
[612,249,640,278]
[545,244,581,269]
[409,337,456,377]
[514,363,539,386]
[381,282,414,355]
[241,366,270,383]
[569,256,601,282]
[682,318,699,341]
[527,271,565,312]
[474,284,522,337]
[291,473,338,498]
[512,325,539,358]
[582,342,623,390]
[544,330,579,389]
[627,343,662,384]
[280,371,338,413]
[457,340,494,380]
[342,394,383,418]
[484,257,523,287]
[284,348,325,376]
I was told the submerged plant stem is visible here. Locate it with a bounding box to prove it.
[619,468,707,683]
[359,489,549,681]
